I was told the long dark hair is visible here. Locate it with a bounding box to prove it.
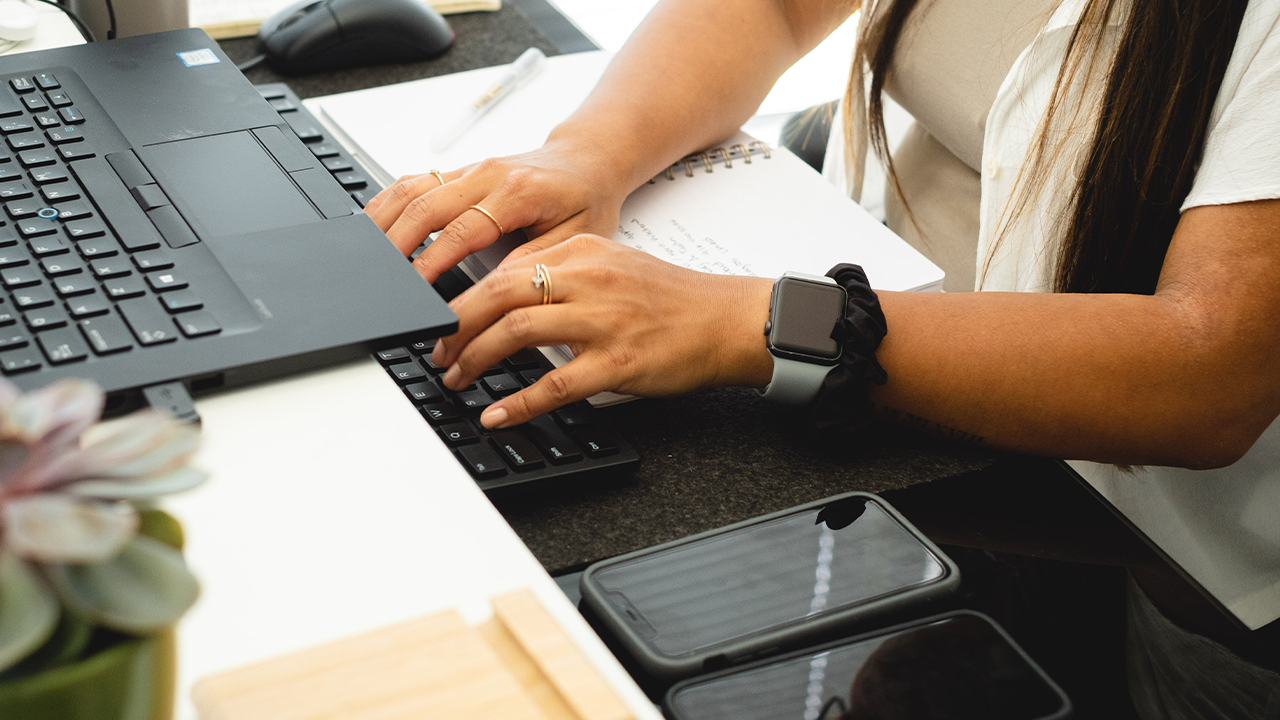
[847,0,1248,294]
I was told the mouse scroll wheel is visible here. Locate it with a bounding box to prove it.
[278,1,325,29]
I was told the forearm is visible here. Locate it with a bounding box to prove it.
[550,0,858,194]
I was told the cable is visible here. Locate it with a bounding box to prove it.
[236,54,267,72]
[26,0,95,41]
[102,0,115,40]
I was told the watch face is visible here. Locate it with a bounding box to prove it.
[769,278,846,360]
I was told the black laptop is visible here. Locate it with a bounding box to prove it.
[0,29,455,412]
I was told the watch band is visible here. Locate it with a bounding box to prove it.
[760,356,836,406]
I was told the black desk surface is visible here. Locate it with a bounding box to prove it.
[219,6,1262,717]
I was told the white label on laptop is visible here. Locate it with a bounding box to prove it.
[177,49,220,67]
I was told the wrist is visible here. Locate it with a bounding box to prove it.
[708,275,774,389]
[544,120,641,200]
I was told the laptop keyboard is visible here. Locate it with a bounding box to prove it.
[257,82,640,491]
[0,69,220,376]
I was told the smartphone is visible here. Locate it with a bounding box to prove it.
[664,611,1072,720]
[579,493,959,683]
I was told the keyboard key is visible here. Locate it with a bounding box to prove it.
[0,300,13,325]
[0,119,31,134]
[159,288,202,313]
[17,218,57,238]
[0,247,29,266]
[118,297,176,345]
[553,402,595,429]
[53,274,95,297]
[76,237,120,258]
[322,157,352,172]
[56,201,91,220]
[40,255,84,276]
[102,275,145,299]
[40,182,79,203]
[0,165,19,182]
[0,226,15,247]
[21,95,47,112]
[58,107,83,124]
[5,199,37,218]
[64,218,105,240]
[33,112,60,128]
[309,143,341,158]
[409,339,434,354]
[173,310,220,338]
[130,183,168,210]
[8,77,33,93]
[17,150,56,168]
[46,91,71,108]
[42,130,78,151]
[6,134,42,151]
[79,313,134,355]
[267,97,296,113]
[420,402,459,425]
[34,74,58,91]
[36,327,87,364]
[29,167,66,184]
[375,347,410,363]
[524,416,584,464]
[489,432,545,472]
[145,272,186,292]
[519,368,546,386]
[58,144,94,161]
[0,346,40,374]
[90,257,131,278]
[437,422,478,446]
[77,311,133,353]
[333,171,368,189]
[132,249,173,272]
[455,389,495,414]
[2,265,41,288]
[28,235,67,255]
[11,285,52,308]
[350,189,374,208]
[0,330,27,349]
[0,92,21,118]
[403,380,443,404]
[503,348,542,370]
[456,443,507,479]
[66,293,109,318]
[388,360,426,383]
[482,372,521,396]
[575,426,621,458]
[420,353,446,374]
[147,205,199,248]
[0,181,31,199]
[25,305,68,330]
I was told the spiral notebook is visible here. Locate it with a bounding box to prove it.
[306,51,944,293]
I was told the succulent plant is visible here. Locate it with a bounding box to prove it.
[0,377,206,675]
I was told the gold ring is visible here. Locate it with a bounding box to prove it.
[429,169,445,187]
[469,204,505,235]
[532,263,553,305]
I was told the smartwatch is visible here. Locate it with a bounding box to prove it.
[759,271,847,406]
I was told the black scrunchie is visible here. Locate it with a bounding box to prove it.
[811,263,888,431]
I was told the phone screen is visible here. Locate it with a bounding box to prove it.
[667,614,1069,720]
[590,497,948,658]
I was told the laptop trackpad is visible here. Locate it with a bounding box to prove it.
[141,131,320,237]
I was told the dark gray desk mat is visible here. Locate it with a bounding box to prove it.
[218,10,999,573]
[491,387,997,573]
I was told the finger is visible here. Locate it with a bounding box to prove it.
[480,356,616,428]
[441,304,602,390]
[498,221,594,267]
[383,179,482,258]
[366,169,460,235]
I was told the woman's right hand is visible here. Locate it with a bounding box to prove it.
[363,135,634,283]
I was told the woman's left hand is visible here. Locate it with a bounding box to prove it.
[431,234,775,428]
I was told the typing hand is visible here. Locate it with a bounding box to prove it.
[362,140,630,283]
[430,234,775,428]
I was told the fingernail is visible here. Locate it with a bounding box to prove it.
[442,365,461,389]
[481,406,508,429]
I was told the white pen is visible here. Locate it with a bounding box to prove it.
[429,47,548,152]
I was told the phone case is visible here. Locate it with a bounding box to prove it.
[579,492,961,684]
[662,610,1073,720]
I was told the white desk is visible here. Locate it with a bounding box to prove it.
[1,1,84,55]
[165,360,663,720]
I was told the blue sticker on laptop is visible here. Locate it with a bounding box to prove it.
[177,49,220,67]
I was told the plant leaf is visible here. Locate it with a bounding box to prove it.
[67,466,208,501]
[71,410,200,480]
[0,551,59,674]
[44,534,199,634]
[3,495,138,564]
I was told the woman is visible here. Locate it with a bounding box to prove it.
[367,0,1280,714]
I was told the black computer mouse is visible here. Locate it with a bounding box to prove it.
[258,0,454,75]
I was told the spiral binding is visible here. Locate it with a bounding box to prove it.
[649,140,772,183]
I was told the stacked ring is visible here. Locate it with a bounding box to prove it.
[429,169,445,187]
[470,204,506,235]
[532,264,553,305]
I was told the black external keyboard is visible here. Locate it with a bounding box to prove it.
[257,83,641,491]
[0,69,220,376]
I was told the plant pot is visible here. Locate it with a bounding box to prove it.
[0,627,175,720]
